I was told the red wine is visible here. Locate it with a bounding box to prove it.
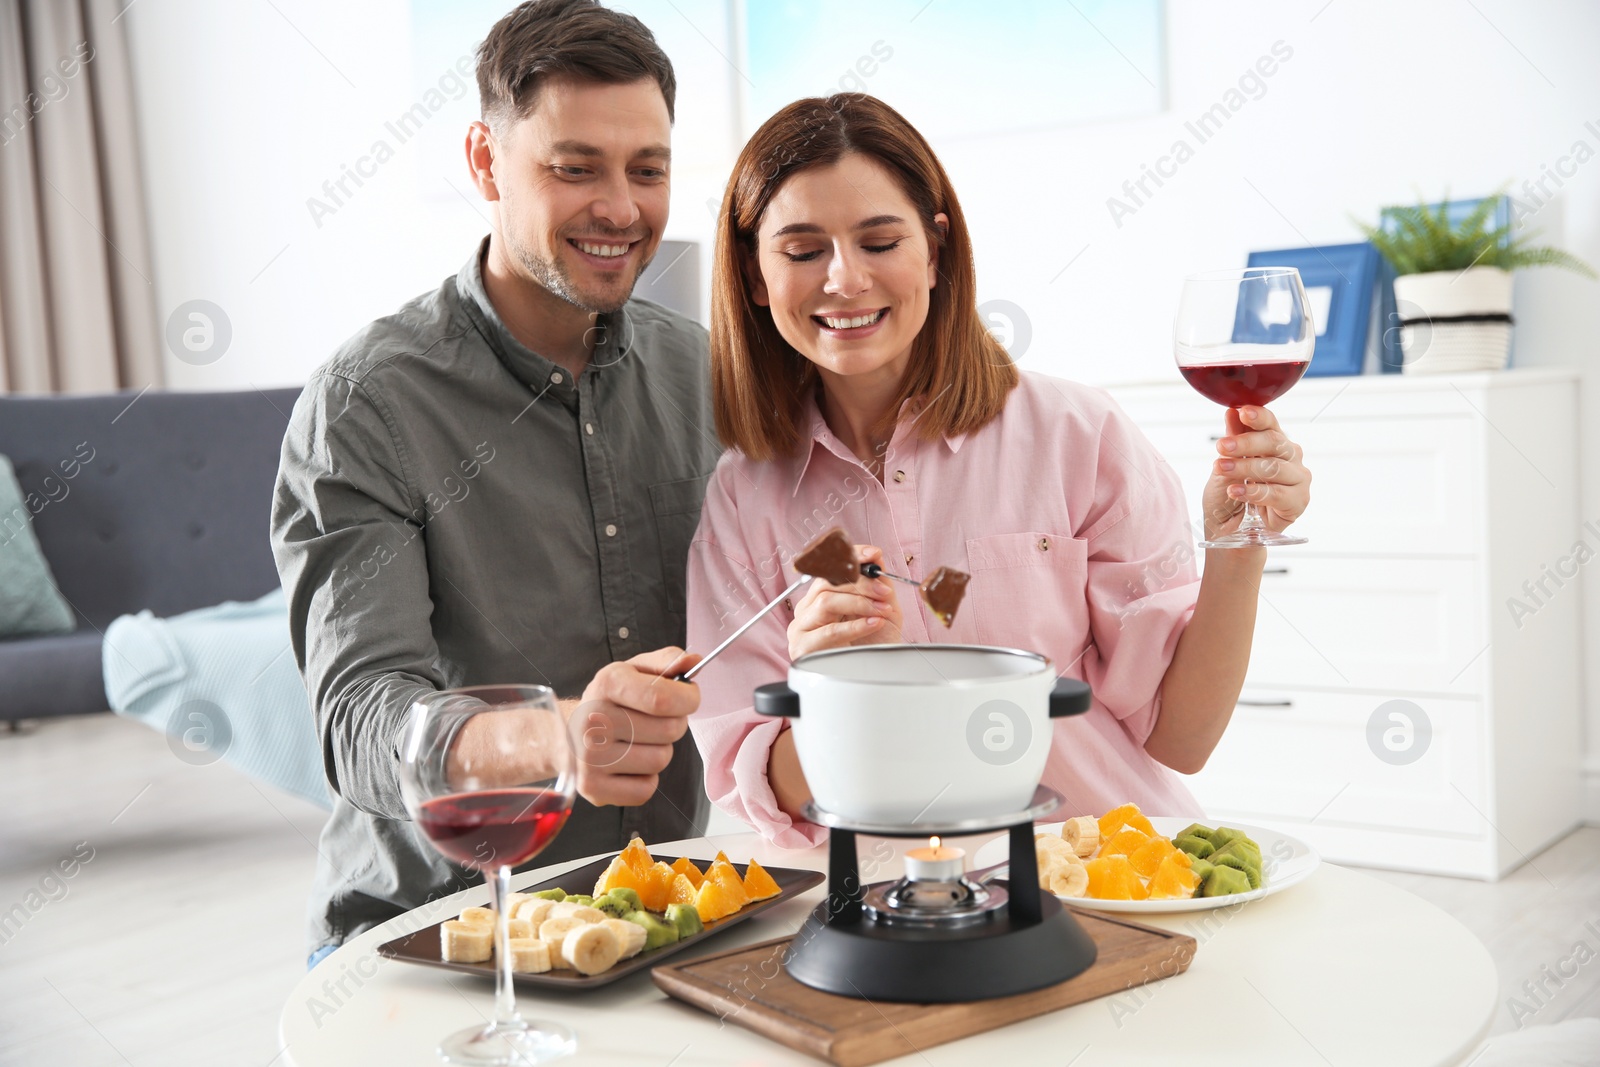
[417,788,571,870]
[1180,360,1309,407]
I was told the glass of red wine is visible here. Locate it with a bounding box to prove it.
[400,685,577,1065]
[1175,266,1314,549]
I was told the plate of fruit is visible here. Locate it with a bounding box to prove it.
[973,803,1320,913]
[377,837,823,988]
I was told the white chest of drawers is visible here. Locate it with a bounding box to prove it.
[1108,368,1583,879]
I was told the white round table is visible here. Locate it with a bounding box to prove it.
[278,831,1496,1066]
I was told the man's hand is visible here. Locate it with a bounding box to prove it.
[572,647,701,808]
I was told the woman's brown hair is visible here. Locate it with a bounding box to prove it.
[710,94,1017,461]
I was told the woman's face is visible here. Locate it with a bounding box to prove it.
[749,152,945,389]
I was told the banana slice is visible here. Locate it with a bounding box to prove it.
[548,902,608,924]
[512,898,555,925]
[459,906,496,926]
[1048,861,1090,898]
[1036,833,1074,856]
[538,916,586,966]
[1063,816,1100,858]
[563,923,622,975]
[602,918,648,960]
[505,892,532,914]
[504,918,533,941]
[440,919,493,962]
[506,937,552,973]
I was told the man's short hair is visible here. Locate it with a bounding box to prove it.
[476,0,676,131]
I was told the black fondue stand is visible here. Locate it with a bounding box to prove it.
[754,677,1099,1003]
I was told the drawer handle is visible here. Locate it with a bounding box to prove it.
[1262,566,1290,575]
[1237,698,1294,707]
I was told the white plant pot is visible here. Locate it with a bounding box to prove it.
[1392,267,1513,374]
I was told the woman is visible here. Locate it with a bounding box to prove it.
[686,94,1310,848]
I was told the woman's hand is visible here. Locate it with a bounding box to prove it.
[787,544,903,659]
[1201,405,1312,541]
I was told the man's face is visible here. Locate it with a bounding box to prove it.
[487,76,671,314]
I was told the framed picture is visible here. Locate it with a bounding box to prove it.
[1244,243,1380,377]
[1374,195,1513,372]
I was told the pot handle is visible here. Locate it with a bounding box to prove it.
[1049,677,1092,718]
[753,682,800,718]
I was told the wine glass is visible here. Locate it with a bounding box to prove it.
[401,685,578,1065]
[1174,266,1314,549]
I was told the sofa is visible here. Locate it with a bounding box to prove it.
[0,387,301,722]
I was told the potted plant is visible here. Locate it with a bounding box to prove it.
[1355,192,1595,374]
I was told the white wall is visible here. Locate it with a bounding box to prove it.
[125,0,1600,820]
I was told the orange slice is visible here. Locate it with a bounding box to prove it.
[670,856,705,889]
[1098,803,1156,839]
[620,837,654,875]
[666,872,699,908]
[694,873,744,922]
[1083,855,1145,900]
[1099,826,1151,859]
[1147,851,1199,900]
[1127,836,1178,879]
[593,854,647,898]
[742,858,781,902]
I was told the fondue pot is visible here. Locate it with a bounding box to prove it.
[754,644,1091,825]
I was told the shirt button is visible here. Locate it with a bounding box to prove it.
[585,423,595,435]
[905,554,914,565]
[605,524,617,537]
[1038,537,1050,552]
[550,372,564,384]
[618,626,630,639]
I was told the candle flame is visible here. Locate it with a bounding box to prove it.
[929,836,941,849]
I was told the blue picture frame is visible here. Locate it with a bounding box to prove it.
[1244,243,1380,377]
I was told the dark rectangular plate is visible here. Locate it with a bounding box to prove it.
[376,854,824,990]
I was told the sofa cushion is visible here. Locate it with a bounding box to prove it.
[0,387,301,632]
[0,454,76,637]
[0,630,108,717]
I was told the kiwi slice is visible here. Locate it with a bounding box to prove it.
[624,910,679,950]
[1200,865,1252,897]
[1174,834,1215,859]
[530,888,567,902]
[1213,853,1262,889]
[1177,823,1215,841]
[665,903,704,939]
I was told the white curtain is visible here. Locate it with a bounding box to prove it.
[0,0,161,394]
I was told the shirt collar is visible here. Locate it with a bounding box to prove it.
[789,390,967,497]
[453,236,631,398]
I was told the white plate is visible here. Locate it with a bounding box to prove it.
[972,816,1320,913]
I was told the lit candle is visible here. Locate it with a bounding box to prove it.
[904,835,966,882]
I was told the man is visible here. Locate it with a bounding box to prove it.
[271,0,718,964]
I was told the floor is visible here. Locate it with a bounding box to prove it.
[1,714,1596,1066]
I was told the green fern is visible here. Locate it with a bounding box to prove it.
[1352,187,1596,279]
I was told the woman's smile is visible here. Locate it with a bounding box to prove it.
[811,307,890,337]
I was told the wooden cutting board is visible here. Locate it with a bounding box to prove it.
[652,909,1196,1067]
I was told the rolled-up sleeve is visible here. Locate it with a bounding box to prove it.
[1076,403,1201,746]
[685,469,827,849]
[271,373,443,820]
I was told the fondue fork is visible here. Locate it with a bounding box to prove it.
[677,574,809,683]
[859,562,920,587]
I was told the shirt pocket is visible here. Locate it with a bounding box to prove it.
[649,473,713,619]
[964,531,1091,655]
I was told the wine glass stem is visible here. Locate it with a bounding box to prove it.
[487,863,520,1030]
[1239,478,1266,532]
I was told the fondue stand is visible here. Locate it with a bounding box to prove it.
[755,673,1095,1003]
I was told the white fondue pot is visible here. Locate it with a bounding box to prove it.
[754,644,1091,825]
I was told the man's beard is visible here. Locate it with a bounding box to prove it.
[512,233,653,315]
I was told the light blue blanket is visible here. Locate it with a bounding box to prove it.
[102,589,331,809]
